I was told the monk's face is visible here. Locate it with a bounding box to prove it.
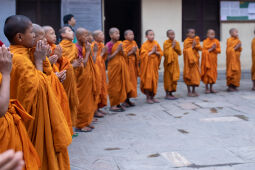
[78,32,88,44]
[187,29,195,38]
[125,31,134,41]
[231,29,238,38]
[110,30,120,41]
[45,27,56,45]
[167,31,175,40]
[207,30,215,39]
[146,31,154,41]
[96,32,104,42]
[61,27,74,41]
[16,23,35,48]
[88,35,94,43]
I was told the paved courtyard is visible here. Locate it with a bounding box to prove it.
[69,78,255,170]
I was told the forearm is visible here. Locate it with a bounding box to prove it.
[35,60,43,72]
[0,75,10,117]
[108,51,118,60]
[93,52,97,63]
[83,53,90,65]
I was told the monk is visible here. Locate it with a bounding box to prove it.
[226,28,242,92]
[122,29,139,106]
[140,29,163,104]
[183,28,202,97]
[91,30,108,116]
[163,29,181,100]
[32,24,73,135]
[5,15,72,170]
[58,26,81,128]
[251,30,255,90]
[106,27,136,111]
[0,45,40,170]
[201,29,221,93]
[75,28,100,132]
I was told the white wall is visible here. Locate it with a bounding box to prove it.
[0,0,16,46]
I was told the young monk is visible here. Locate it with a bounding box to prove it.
[183,28,202,97]
[106,27,136,111]
[122,29,139,106]
[201,29,221,93]
[57,26,81,128]
[251,30,255,90]
[91,30,108,115]
[140,30,163,104]
[75,27,100,132]
[226,28,242,92]
[43,25,79,134]
[0,45,40,170]
[32,24,73,136]
[163,29,181,100]
[5,15,72,170]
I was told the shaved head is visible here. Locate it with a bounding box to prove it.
[76,27,88,38]
[43,25,54,34]
[32,23,44,34]
[124,29,133,36]
[166,29,174,36]
[4,15,32,43]
[92,30,103,39]
[207,29,215,34]
[229,28,237,34]
[109,27,119,35]
[187,28,195,34]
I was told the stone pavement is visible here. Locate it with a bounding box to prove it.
[69,79,255,170]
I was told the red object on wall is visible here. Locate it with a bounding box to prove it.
[0,40,3,47]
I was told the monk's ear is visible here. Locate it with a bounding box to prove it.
[14,33,23,43]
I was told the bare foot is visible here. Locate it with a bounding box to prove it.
[227,87,235,92]
[152,98,160,103]
[98,109,107,115]
[205,89,210,94]
[210,89,217,93]
[252,87,255,91]
[187,92,193,97]
[146,99,154,104]
[89,125,95,129]
[94,111,104,118]
[193,92,199,97]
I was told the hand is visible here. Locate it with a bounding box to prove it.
[101,46,108,56]
[0,150,24,170]
[93,43,98,54]
[48,55,58,65]
[212,43,216,49]
[172,40,176,48]
[34,40,48,61]
[85,42,91,54]
[54,45,62,59]
[72,58,82,68]
[0,46,12,76]
[132,46,137,54]
[56,70,66,82]
[192,40,196,48]
[117,43,123,53]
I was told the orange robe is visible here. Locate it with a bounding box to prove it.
[123,40,140,97]
[163,39,181,92]
[57,41,79,126]
[107,41,136,106]
[140,40,163,95]
[43,57,73,135]
[0,75,40,170]
[91,41,108,108]
[201,38,221,84]
[183,36,202,86]
[75,45,100,128]
[226,37,242,87]
[251,38,255,80]
[10,45,72,170]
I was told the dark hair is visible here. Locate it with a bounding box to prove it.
[166,29,173,36]
[145,29,153,36]
[186,28,195,34]
[4,15,32,43]
[63,14,74,25]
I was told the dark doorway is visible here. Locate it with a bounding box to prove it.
[16,0,61,34]
[182,0,220,41]
[104,0,141,47]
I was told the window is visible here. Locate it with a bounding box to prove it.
[182,0,220,41]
